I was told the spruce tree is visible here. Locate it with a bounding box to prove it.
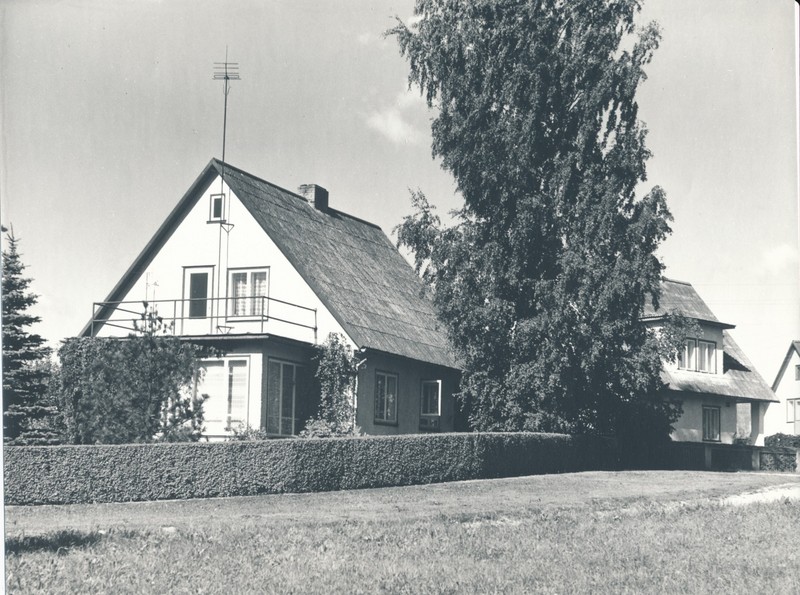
[392,0,684,446]
[2,228,56,444]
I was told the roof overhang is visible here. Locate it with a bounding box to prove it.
[662,387,779,404]
[640,315,736,330]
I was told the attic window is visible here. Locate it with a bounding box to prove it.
[209,193,226,222]
[795,365,800,381]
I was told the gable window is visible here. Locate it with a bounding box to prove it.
[229,269,269,317]
[702,406,721,442]
[375,371,398,424]
[678,339,697,370]
[421,380,441,417]
[795,365,800,381]
[209,193,225,222]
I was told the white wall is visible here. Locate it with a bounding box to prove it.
[671,394,738,444]
[95,175,352,347]
[764,349,800,436]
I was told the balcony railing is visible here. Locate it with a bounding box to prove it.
[90,295,317,342]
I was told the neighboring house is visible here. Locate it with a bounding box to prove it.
[82,159,460,439]
[642,278,776,446]
[763,341,800,437]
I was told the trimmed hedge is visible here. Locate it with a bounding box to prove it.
[4,432,616,505]
[759,448,798,472]
[765,433,800,449]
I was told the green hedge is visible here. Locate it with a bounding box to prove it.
[4,432,616,505]
[765,433,800,449]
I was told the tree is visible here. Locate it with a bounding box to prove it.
[301,333,362,438]
[391,0,685,445]
[57,304,214,444]
[2,228,57,444]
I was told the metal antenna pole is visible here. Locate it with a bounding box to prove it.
[213,47,240,194]
[212,49,240,327]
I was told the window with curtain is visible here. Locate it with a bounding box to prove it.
[229,268,269,317]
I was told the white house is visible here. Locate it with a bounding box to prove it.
[82,159,460,439]
[642,278,776,445]
[763,341,800,437]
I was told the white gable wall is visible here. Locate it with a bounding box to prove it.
[95,175,353,347]
[764,348,800,436]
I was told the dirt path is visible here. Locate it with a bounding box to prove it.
[721,483,800,506]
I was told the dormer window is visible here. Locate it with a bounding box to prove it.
[209,193,226,222]
[678,338,716,373]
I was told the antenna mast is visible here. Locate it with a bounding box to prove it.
[213,47,240,194]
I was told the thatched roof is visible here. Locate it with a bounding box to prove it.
[217,160,457,369]
[643,278,734,328]
[662,331,776,403]
[644,278,775,402]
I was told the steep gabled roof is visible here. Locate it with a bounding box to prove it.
[661,331,777,403]
[642,278,734,328]
[772,340,800,391]
[218,160,457,368]
[82,159,457,369]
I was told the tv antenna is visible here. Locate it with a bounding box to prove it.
[213,47,240,196]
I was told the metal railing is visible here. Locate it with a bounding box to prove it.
[90,295,317,342]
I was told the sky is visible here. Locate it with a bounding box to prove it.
[1,0,798,384]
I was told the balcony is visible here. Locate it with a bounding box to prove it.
[89,295,318,343]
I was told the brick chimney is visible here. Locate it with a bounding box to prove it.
[298,184,329,211]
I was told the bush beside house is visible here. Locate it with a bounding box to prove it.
[4,432,616,505]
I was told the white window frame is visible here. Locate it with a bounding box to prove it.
[678,339,697,371]
[209,193,226,222]
[227,268,269,319]
[265,358,303,436]
[420,380,442,417]
[787,399,799,424]
[374,371,399,425]
[697,340,716,374]
[195,356,251,434]
[702,406,721,442]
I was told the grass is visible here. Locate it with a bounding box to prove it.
[6,471,800,593]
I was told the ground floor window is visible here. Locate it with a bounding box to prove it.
[375,371,398,424]
[197,357,250,435]
[266,359,303,436]
[421,380,441,416]
[702,406,721,442]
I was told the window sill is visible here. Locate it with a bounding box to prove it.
[373,419,398,427]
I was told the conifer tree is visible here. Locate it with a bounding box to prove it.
[392,0,685,447]
[2,227,56,444]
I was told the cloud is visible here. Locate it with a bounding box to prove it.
[366,108,424,146]
[762,242,799,275]
[366,89,427,146]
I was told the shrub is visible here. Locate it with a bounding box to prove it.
[759,448,797,472]
[57,316,215,444]
[765,433,800,449]
[229,424,271,441]
[300,333,362,438]
[3,432,617,505]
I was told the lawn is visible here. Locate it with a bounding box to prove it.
[6,471,800,594]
